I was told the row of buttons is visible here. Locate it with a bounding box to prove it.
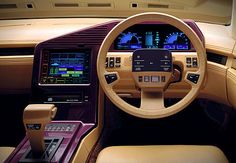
[45,124,76,132]
[186,57,198,68]
[106,57,121,68]
[138,76,166,83]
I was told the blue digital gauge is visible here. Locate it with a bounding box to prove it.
[145,31,160,48]
[163,32,189,50]
[116,32,142,49]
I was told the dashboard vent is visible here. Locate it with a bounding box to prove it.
[87,3,112,7]
[48,26,108,45]
[207,52,227,65]
[0,47,34,56]
[0,4,17,9]
[54,3,79,7]
[148,4,169,8]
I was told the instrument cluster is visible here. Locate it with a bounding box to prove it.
[114,24,191,51]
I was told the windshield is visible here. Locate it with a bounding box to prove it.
[0,0,233,25]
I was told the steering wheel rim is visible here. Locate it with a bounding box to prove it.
[97,12,206,119]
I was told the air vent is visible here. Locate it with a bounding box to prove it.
[0,48,34,56]
[48,26,108,45]
[148,4,169,8]
[87,3,111,7]
[0,4,17,9]
[207,52,227,65]
[54,3,79,7]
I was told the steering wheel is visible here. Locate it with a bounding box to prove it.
[97,12,206,119]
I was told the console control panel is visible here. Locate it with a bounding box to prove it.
[138,75,166,83]
[132,49,172,72]
[106,57,121,68]
[7,122,94,163]
[45,123,77,132]
[186,57,198,68]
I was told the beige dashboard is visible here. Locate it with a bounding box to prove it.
[0,18,236,108]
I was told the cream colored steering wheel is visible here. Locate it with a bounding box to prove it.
[97,12,206,119]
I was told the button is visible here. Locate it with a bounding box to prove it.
[42,65,48,73]
[192,58,198,67]
[187,73,200,84]
[115,64,121,68]
[109,57,114,68]
[43,52,49,61]
[115,57,121,63]
[138,76,143,82]
[186,57,191,64]
[144,76,150,82]
[161,76,166,82]
[84,95,89,102]
[105,73,118,84]
[192,62,198,67]
[105,57,108,68]
[192,57,197,62]
[151,76,160,82]
[186,65,192,68]
[48,78,55,83]
[42,77,47,83]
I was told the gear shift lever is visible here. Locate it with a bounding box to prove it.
[23,104,57,155]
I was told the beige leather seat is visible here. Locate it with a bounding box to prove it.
[96,145,228,163]
[0,147,15,162]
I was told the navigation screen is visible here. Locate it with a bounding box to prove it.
[40,50,90,85]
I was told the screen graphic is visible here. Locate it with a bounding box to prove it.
[40,50,90,85]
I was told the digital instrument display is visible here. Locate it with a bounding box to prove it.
[114,24,190,51]
[40,50,90,85]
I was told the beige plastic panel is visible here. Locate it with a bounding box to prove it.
[0,18,234,56]
[0,55,33,94]
[232,0,236,39]
[234,43,236,56]
[0,18,118,47]
[96,145,229,163]
[0,0,232,24]
[227,68,236,108]
[197,22,236,57]
[200,62,229,105]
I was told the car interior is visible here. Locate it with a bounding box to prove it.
[0,0,236,162]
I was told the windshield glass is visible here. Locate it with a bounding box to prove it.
[0,0,232,25]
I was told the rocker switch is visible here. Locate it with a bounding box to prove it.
[105,74,117,84]
[187,73,199,84]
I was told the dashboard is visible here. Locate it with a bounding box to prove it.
[114,24,191,51]
[0,18,233,108]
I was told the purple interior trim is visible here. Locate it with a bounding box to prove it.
[5,121,94,163]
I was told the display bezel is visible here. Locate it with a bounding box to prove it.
[38,49,91,86]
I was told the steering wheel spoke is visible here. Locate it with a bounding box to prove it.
[140,90,165,110]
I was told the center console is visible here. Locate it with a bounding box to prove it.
[5,21,119,163]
